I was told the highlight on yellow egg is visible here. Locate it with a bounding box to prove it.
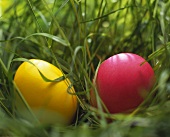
[14,59,77,125]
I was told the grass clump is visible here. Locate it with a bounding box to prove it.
[0,0,170,136]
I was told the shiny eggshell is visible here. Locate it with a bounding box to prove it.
[14,59,77,125]
[91,53,155,114]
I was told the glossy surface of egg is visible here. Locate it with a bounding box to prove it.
[14,59,77,125]
[91,53,155,114]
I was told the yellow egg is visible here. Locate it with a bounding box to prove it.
[14,59,77,125]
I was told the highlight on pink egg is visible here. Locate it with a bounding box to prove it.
[91,53,155,114]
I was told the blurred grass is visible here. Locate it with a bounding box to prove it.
[0,0,170,136]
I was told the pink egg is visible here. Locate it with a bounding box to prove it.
[91,53,155,114]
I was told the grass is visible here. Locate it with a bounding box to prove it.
[0,0,170,136]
